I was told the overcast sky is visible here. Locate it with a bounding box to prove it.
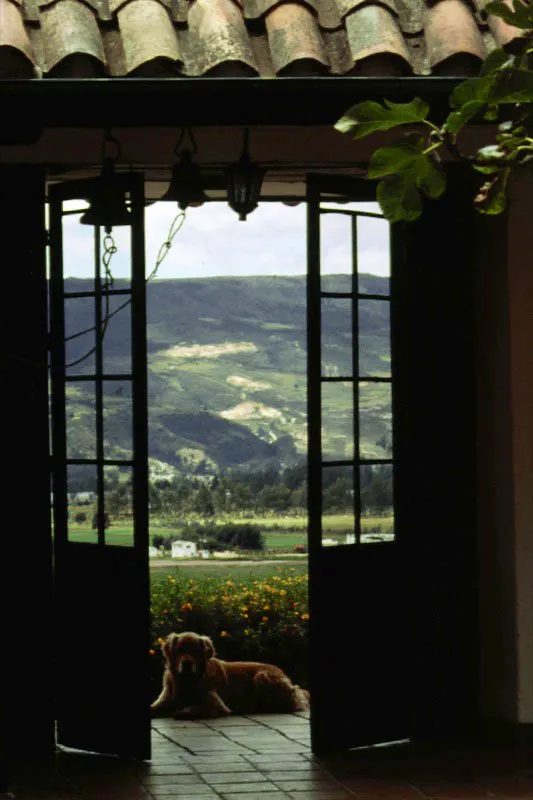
[61,200,390,280]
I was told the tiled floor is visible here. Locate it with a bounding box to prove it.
[2,713,533,800]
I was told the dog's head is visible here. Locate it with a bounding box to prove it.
[162,632,215,677]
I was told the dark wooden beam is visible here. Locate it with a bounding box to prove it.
[0,77,460,139]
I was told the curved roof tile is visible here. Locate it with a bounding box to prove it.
[181,0,258,75]
[0,0,526,78]
[345,4,412,74]
[39,0,105,75]
[265,3,330,73]
[116,0,181,75]
[472,0,525,47]
[0,0,34,76]
[425,0,486,72]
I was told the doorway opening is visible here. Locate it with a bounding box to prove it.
[47,179,399,760]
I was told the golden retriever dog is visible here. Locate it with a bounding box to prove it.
[151,631,309,718]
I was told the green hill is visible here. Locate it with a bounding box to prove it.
[63,275,392,476]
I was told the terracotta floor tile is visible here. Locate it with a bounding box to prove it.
[480,776,533,798]
[345,779,426,799]
[140,774,208,786]
[211,780,282,792]
[220,794,291,800]
[264,769,325,779]
[286,791,353,799]
[274,779,348,791]
[149,791,218,799]
[415,783,494,799]
[202,771,268,784]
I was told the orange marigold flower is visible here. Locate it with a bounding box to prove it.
[301,612,310,620]
[149,649,156,656]
[181,602,193,611]
[262,616,269,622]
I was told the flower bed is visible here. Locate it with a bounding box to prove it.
[150,566,309,697]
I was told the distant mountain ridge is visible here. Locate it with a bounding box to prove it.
[64,274,392,476]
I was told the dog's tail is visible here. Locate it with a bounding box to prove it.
[254,671,310,712]
[293,685,310,712]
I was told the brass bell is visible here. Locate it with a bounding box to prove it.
[80,158,132,233]
[160,149,209,210]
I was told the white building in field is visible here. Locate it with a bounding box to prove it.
[171,540,198,559]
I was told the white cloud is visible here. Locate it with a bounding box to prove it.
[60,200,389,280]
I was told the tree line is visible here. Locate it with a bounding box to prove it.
[69,462,393,521]
[147,463,393,520]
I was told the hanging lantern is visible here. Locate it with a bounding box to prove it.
[80,132,131,233]
[227,129,265,221]
[160,128,208,210]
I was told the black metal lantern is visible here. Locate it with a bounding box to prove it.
[160,128,208,210]
[227,129,265,221]
[80,132,131,233]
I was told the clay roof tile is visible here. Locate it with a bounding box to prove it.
[0,0,35,76]
[0,0,528,78]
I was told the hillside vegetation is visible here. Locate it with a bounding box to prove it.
[64,274,391,477]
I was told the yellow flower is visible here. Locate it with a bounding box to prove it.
[221,630,229,637]
[263,605,270,611]
[301,613,310,620]
[149,649,156,655]
[181,602,193,611]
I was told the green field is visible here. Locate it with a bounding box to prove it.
[66,513,393,550]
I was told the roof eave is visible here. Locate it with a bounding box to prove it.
[0,75,461,141]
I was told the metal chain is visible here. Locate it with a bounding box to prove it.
[55,207,186,370]
[102,231,117,291]
[146,210,186,282]
[64,229,117,369]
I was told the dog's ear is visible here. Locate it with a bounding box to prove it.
[162,633,179,662]
[200,635,215,660]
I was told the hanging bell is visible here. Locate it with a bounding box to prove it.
[160,149,209,210]
[80,158,132,233]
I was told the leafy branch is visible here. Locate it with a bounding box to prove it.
[335,0,533,221]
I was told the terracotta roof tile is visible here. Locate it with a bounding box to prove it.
[345,5,411,75]
[425,0,486,74]
[0,0,34,76]
[265,3,329,74]
[472,0,524,48]
[39,0,105,75]
[0,0,526,78]
[116,0,181,75]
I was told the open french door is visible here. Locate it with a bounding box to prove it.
[48,174,151,759]
[306,174,408,755]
